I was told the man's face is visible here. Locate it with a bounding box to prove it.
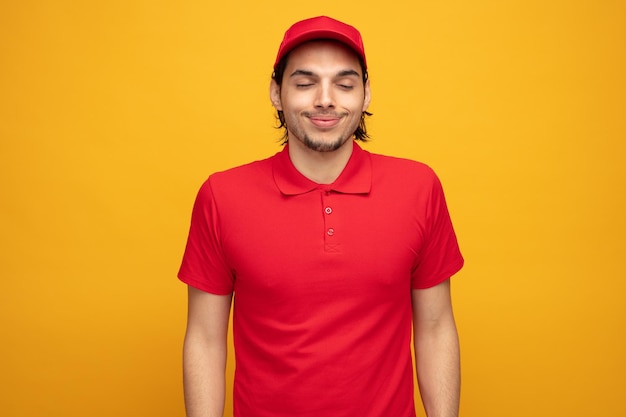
[270,40,371,153]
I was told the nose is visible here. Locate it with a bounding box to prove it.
[314,81,335,109]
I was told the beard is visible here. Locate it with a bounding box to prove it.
[284,110,358,152]
[302,133,351,152]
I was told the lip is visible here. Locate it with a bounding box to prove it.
[309,116,341,128]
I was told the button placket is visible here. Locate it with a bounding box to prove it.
[321,190,339,252]
[324,201,335,236]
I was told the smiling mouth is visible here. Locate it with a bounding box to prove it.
[305,112,345,128]
[310,117,340,128]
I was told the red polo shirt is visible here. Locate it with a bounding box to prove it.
[179,142,463,417]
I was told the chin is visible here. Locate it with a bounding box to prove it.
[303,135,350,152]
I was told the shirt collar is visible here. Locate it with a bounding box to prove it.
[272,141,372,196]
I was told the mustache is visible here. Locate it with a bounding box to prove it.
[302,111,348,118]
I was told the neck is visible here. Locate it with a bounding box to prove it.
[288,139,354,184]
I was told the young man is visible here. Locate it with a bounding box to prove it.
[179,16,464,417]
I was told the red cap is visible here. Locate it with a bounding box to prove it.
[274,16,366,69]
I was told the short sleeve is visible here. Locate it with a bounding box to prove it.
[411,173,464,289]
[178,178,234,294]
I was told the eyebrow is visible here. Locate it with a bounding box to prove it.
[337,69,360,78]
[289,70,314,77]
[289,69,361,78]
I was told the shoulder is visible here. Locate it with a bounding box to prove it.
[194,152,279,203]
[210,153,276,183]
[368,151,440,184]
[198,152,278,191]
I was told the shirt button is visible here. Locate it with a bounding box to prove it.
[327,228,335,236]
[324,207,332,215]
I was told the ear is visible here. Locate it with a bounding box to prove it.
[269,79,282,111]
[362,79,371,112]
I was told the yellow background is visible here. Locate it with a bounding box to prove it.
[1,1,624,416]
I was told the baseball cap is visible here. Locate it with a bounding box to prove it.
[274,16,367,69]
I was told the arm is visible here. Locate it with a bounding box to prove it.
[183,285,233,417]
[412,279,460,417]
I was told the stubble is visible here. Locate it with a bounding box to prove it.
[301,134,350,152]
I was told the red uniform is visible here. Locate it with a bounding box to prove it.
[179,142,463,417]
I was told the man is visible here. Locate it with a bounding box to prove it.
[179,16,464,417]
